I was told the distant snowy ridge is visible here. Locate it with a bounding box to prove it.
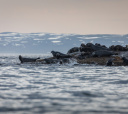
[0,32,128,54]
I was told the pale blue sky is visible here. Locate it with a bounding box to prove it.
[0,0,128,34]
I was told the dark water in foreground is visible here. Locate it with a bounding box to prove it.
[0,55,128,114]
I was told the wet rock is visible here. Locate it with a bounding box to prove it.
[80,43,109,52]
[81,43,86,47]
[59,58,70,64]
[106,58,114,66]
[95,43,107,48]
[80,43,94,52]
[109,45,128,51]
[95,43,101,46]
[80,47,94,52]
[18,42,128,66]
[122,57,128,65]
[82,43,109,51]
[43,58,58,64]
[77,57,110,65]
[86,43,94,47]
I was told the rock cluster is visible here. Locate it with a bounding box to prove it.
[66,43,128,66]
[19,43,128,66]
[109,45,128,51]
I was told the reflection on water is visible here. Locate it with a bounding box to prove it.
[0,55,128,114]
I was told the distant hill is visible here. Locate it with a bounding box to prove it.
[0,32,128,54]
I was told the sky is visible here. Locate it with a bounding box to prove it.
[0,0,128,34]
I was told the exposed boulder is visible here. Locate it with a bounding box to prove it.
[122,57,128,65]
[86,43,94,47]
[19,42,128,66]
[80,47,94,52]
[80,43,109,52]
[109,45,128,51]
[80,43,94,52]
[95,43,107,48]
[81,43,86,47]
[106,58,114,66]
[77,57,110,65]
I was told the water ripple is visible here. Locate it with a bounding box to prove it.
[0,55,128,113]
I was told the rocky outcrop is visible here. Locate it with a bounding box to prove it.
[122,57,128,65]
[67,43,128,66]
[109,45,128,51]
[19,43,128,66]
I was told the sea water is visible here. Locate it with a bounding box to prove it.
[0,55,128,114]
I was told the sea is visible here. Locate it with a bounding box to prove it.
[0,54,128,114]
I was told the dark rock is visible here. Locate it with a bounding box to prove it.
[80,47,94,52]
[60,58,70,64]
[81,43,86,47]
[86,43,94,47]
[95,43,108,49]
[77,55,85,60]
[80,43,94,52]
[122,57,128,65]
[43,58,58,64]
[80,43,109,52]
[83,43,109,51]
[109,45,128,51]
[106,58,114,66]
[95,43,101,46]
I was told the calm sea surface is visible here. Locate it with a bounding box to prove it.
[0,55,128,114]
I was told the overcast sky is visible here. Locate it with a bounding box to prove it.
[0,0,128,34]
